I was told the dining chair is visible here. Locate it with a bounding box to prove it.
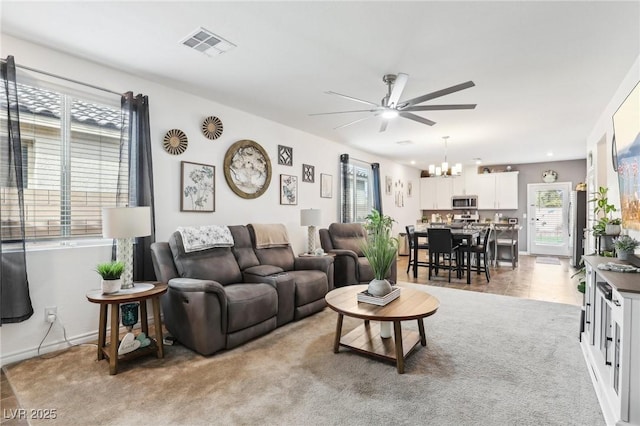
[459,226,492,282]
[427,228,461,282]
[406,225,429,273]
[494,224,519,269]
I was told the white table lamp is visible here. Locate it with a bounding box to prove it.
[300,208,322,254]
[102,206,151,289]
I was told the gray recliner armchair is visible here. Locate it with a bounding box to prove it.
[319,222,397,287]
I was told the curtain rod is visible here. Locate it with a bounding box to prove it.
[3,60,123,97]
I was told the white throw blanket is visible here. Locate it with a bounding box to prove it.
[177,225,234,253]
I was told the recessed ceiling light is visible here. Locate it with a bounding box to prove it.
[473,158,482,165]
[410,160,416,165]
[181,27,236,56]
[547,151,553,156]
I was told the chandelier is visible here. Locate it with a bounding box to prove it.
[428,136,462,176]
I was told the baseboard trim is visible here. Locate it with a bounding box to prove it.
[1,317,159,367]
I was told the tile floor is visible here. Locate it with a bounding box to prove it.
[0,253,583,422]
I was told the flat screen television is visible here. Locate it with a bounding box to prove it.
[613,81,640,231]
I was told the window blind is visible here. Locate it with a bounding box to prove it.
[0,82,126,241]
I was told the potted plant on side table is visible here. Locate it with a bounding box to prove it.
[96,261,125,294]
[613,235,640,261]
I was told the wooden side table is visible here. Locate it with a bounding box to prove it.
[86,282,168,375]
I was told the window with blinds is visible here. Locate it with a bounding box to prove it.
[342,159,372,223]
[1,82,127,242]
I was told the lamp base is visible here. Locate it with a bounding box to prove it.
[116,237,134,289]
[307,226,316,254]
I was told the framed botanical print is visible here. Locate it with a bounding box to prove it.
[181,161,215,212]
[280,174,298,205]
[320,173,332,198]
[302,164,315,183]
[223,139,272,199]
[385,175,392,195]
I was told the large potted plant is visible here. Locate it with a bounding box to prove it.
[589,186,620,236]
[613,235,640,261]
[362,209,398,297]
[96,261,125,294]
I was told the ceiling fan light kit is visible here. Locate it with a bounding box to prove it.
[311,73,476,132]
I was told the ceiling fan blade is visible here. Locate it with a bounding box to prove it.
[333,115,375,130]
[401,81,475,108]
[402,104,477,112]
[379,120,388,132]
[309,109,378,116]
[325,91,378,107]
[399,112,436,126]
[386,73,408,108]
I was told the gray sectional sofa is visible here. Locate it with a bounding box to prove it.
[150,224,334,356]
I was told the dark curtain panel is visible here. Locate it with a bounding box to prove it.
[371,162,382,215]
[1,56,34,324]
[340,154,349,223]
[118,92,156,281]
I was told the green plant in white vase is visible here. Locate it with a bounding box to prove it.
[96,261,125,294]
[362,209,398,297]
[613,235,639,261]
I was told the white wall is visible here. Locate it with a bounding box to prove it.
[0,35,422,365]
[586,54,640,242]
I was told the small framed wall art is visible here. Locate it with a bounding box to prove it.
[320,173,333,198]
[280,174,298,205]
[181,161,215,212]
[278,145,293,166]
[385,175,392,195]
[302,164,315,183]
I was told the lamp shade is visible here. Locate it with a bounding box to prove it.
[102,207,151,238]
[300,208,322,226]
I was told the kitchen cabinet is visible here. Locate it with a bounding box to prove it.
[467,171,518,210]
[420,177,453,210]
[581,255,640,426]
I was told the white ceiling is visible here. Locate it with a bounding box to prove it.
[2,1,639,169]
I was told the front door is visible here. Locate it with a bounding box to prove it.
[528,182,572,256]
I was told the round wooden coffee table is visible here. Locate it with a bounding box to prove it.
[325,285,439,374]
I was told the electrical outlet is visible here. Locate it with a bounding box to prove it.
[44,306,57,323]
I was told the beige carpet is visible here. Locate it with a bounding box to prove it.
[4,283,603,425]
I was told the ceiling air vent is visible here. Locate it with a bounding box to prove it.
[181,27,236,56]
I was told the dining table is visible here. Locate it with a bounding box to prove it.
[412,226,480,284]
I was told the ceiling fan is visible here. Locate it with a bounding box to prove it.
[310,73,476,132]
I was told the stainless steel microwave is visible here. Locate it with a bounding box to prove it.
[451,195,478,210]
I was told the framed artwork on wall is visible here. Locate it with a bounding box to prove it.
[407,181,413,198]
[181,161,215,212]
[280,174,298,205]
[320,173,333,198]
[385,175,392,195]
[302,164,315,183]
[223,139,272,199]
[278,145,293,166]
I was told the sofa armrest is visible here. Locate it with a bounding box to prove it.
[242,264,284,278]
[327,249,358,261]
[168,277,228,327]
[163,277,228,355]
[294,255,334,272]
